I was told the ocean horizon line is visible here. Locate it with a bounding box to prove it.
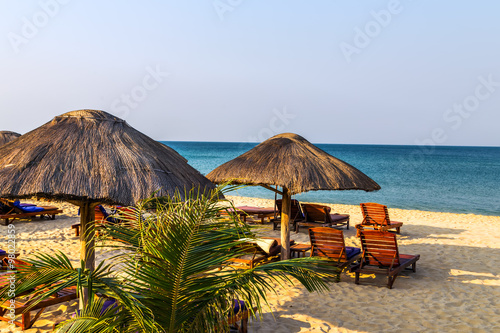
[160,140,500,149]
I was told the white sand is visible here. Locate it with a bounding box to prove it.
[1,196,499,332]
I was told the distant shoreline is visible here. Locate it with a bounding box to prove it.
[225,195,500,218]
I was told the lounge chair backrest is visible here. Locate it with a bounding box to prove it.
[116,207,140,222]
[95,205,108,222]
[302,204,331,223]
[360,202,391,226]
[358,230,400,268]
[275,199,304,221]
[309,227,348,262]
[0,199,23,214]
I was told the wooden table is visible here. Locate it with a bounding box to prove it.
[224,206,276,224]
[290,244,311,258]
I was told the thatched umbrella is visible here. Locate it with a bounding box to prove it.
[0,131,21,146]
[0,110,216,304]
[207,133,380,259]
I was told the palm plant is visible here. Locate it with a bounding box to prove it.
[1,186,340,332]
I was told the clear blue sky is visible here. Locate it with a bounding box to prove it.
[1,1,499,146]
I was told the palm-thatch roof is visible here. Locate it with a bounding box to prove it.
[0,131,21,147]
[207,133,380,194]
[0,110,215,205]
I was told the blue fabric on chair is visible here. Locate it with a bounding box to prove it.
[20,206,45,213]
[345,247,361,259]
[101,299,117,315]
[0,249,6,255]
[233,299,247,314]
[97,205,109,219]
[13,200,44,212]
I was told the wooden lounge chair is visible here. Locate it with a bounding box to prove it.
[0,199,62,226]
[222,206,275,224]
[295,204,349,233]
[0,286,77,330]
[0,258,78,330]
[227,237,294,269]
[227,300,257,333]
[309,227,361,280]
[350,229,420,288]
[358,202,403,234]
[71,205,115,236]
[271,199,305,231]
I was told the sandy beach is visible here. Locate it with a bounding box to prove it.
[1,196,499,332]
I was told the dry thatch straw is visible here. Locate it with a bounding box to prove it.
[0,110,216,286]
[0,110,215,205]
[0,131,21,147]
[207,133,380,194]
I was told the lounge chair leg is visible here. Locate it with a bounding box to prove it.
[412,262,416,273]
[240,317,248,333]
[355,272,360,284]
[346,220,349,230]
[388,274,398,289]
[21,311,31,330]
[1,219,8,226]
[396,227,400,234]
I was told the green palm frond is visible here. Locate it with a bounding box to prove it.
[3,185,340,332]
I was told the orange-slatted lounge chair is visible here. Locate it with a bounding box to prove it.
[71,204,112,236]
[308,227,361,280]
[271,199,305,231]
[227,300,257,333]
[0,199,62,226]
[227,237,295,269]
[350,229,420,288]
[295,203,349,233]
[359,202,403,234]
[0,259,78,330]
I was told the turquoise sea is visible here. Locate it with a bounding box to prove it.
[163,141,500,216]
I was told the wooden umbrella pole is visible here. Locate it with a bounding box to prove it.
[281,187,291,260]
[79,201,97,309]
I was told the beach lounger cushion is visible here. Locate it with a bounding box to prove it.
[13,200,45,212]
[345,246,361,259]
[227,238,286,269]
